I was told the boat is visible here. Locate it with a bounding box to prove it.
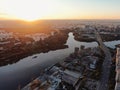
[22,47,101,90]
[32,56,38,59]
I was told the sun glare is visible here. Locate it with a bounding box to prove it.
[0,0,57,21]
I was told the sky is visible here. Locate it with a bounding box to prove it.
[0,0,120,21]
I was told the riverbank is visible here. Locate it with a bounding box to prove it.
[0,31,69,66]
[0,32,119,90]
[73,31,120,42]
[0,32,98,90]
[23,28,119,90]
[22,46,104,90]
[21,30,118,90]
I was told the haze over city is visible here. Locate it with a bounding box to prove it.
[1,0,120,90]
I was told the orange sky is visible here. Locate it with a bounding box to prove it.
[0,0,120,21]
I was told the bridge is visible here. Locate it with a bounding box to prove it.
[94,29,112,90]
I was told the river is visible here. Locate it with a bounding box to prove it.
[0,32,119,90]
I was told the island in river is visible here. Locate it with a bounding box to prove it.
[0,22,120,90]
[22,28,118,90]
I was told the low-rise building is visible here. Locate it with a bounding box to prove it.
[115,48,120,90]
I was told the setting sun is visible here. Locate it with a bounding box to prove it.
[0,0,58,21]
[1,0,120,90]
[1,0,120,21]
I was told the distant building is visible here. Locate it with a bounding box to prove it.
[115,48,120,90]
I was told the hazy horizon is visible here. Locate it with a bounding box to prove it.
[0,0,120,21]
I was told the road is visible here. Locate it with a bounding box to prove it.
[94,29,112,90]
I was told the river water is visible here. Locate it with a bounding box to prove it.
[0,33,119,90]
